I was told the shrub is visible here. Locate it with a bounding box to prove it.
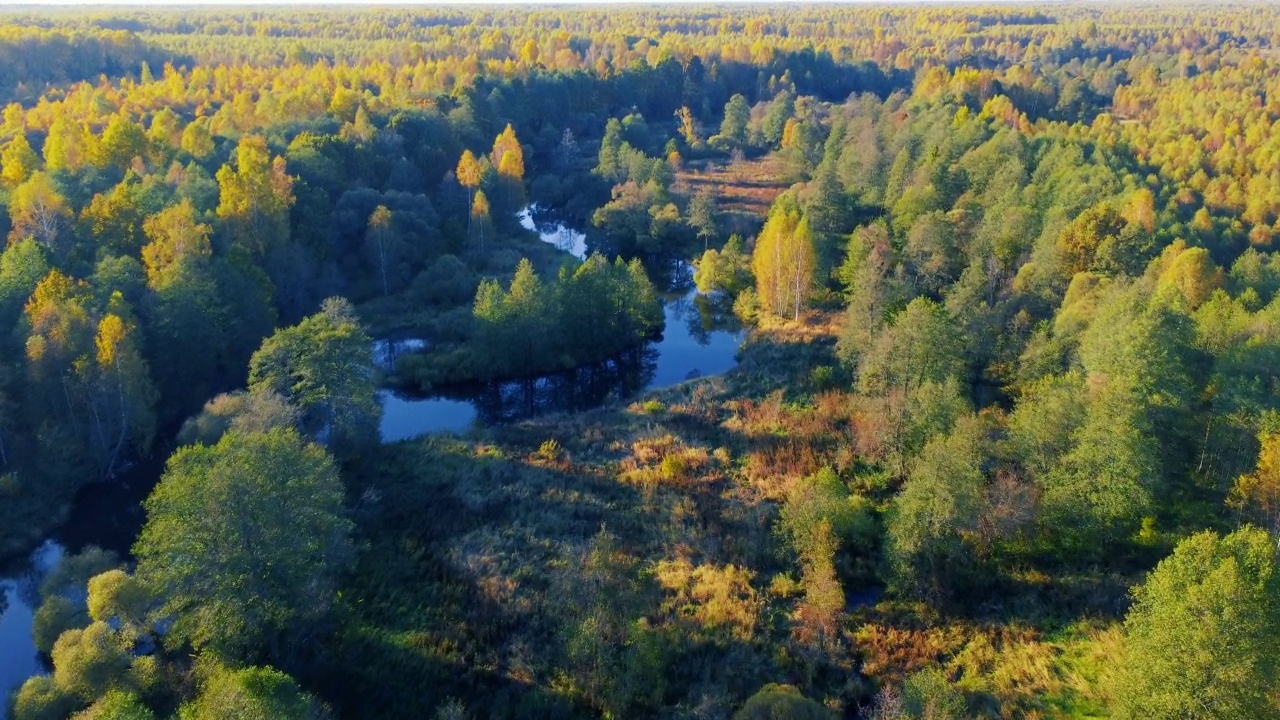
[533,439,563,463]
[733,684,830,719]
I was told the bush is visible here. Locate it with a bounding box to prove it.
[733,684,830,719]
[533,439,563,463]
[733,287,761,325]
[33,595,88,655]
[902,667,966,719]
[11,676,77,720]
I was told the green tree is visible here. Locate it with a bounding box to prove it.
[886,414,987,600]
[177,665,325,720]
[857,298,965,396]
[1042,378,1159,551]
[50,622,132,702]
[718,94,751,146]
[248,297,380,452]
[135,428,354,661]
[0,237,49,326]
[688,187,719,249]
[761,89,795,147]
[74,689,156,720]
[93,114,148,171]
[694,234,752,296]
[1112,527,1280,720]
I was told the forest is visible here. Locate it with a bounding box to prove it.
[1,2,1280,719]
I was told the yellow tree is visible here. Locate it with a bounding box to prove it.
[1,133,39,187]
[216,136,294,256]
[752,198,815,320]
[93,302,157,477]
[1229,432,1280,533]
[142,200,213,288]
[491,123,525,211]
[471,189,492,253]
[366,205,394,297]
[456,149,482,236]
[9,172,71,251]
[42,115,89,173]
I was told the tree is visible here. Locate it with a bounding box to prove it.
[719,94,750,147]
[761,89,795,147]
[91,305,158,477]
[49,622,131,702]
[857,298,965,396]
[456,149,481,236]
[886,414,987,600]
[694,234,752,296]
[491,123,525,211]
[2,132,40,186]
[1112,528,1280,720]
[365,205,394,296]
[595,118,625,182]
[1155,245,1224,310]
[1229,431,1280,533]
[688,187,719,249]
[135,428,354,661]
[180,119,215,160]
[141,201,213,287]
[9,172,71,251]
[674,106,700,148]
[0,237,49,325]
[73,690,156,720]
[93,114,148,171]
[216,136,294,256]
[1055,205,1126,277]
[79,178,153,259]
[752,197,815,319]
[901,668,966,719]
[248,297,380,452]
[176,390,299,448]
[470,190,492,253]
[43,115,88,172]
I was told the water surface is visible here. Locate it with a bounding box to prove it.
[378,211,743,442]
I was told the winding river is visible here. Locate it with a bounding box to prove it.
[0,208,743,714]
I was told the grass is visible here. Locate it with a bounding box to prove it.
[320,311,1136,719]
[677,153,798,237]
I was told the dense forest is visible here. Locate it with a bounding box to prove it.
[2,2,1280,719]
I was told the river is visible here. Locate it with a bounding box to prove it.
[0,207,744,713]
[379,207,743,441]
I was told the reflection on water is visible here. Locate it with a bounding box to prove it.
[520,205,588,260]
[0,541,64,719]
[379,346,659,439]
[379,391,477,441]
[373,337,428,372]
[652,290,744,388]
[377,221,745,443]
